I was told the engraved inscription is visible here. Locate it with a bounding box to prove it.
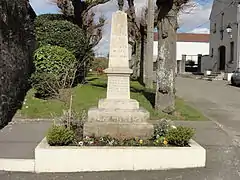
[93,115,143,123]
[107,76,129,99]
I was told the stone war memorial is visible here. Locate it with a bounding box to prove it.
[83,11,153,139]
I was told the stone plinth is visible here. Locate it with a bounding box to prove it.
[83,11,153,139]
[87,107,149,122]
[84,122,153,139]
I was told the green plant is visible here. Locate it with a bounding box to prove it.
[47,125,75,146]
[35,20,90,60]
[153,119,174,138]
[166,126,195,147]
[31,45,77,98]
[35,14,66,27]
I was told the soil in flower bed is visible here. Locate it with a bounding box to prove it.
[70,135,190,147]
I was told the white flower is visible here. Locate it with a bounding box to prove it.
[89,141,94,145]
[171,125,177,129]
[25,106,29,109]
[78,141,84,146]
[109,140,114,146]
[85,136,90,140]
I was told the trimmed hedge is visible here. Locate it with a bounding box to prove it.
[31,45,77,97]
[35,20,89,60]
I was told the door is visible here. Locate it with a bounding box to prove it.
[219,46,226,71]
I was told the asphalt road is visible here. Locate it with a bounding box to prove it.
[176,77,240,139]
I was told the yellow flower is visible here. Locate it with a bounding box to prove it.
[139,139,143,144]
[163,140,168,145]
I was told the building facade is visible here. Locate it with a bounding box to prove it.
[209,0,239,73]
[153,33,209,63]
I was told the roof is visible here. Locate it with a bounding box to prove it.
[154,32,210,43]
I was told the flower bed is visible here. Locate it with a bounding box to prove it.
[46,118,195,148]
[35,137,206,172]
[34,117,206,172]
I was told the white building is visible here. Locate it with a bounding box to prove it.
[209,0,239,73]
[153,33,210,63]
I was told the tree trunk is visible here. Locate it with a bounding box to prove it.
[155,14,177,114]
[145,0,155,89]
[139,24,146,85]
[131,41,141,79]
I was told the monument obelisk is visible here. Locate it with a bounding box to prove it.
[84,11,153,139]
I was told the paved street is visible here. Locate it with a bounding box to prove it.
[176,77,240,142]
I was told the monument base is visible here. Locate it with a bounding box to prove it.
[84,121,153,139]
[87,107,150,122]
[98,98,139,110]
[84,106,152,139]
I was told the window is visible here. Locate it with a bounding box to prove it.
[211,48,214,57]
[230,41,234,63]
[220,13,224,40]
[213,23,216,33]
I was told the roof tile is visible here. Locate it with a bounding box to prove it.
[154,32,209,42]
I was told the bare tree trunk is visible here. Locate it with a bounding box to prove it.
[155,13,177,114]
[139,24,146,85]
[131,40,141,79]
[136,41,141,77]
[145,0,154,89]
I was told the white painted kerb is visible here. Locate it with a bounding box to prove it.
[0,158,35,172]
[35,138,206,172]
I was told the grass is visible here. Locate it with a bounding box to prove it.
[16,75,207,121]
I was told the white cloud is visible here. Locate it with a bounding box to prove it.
[178,1,212,32]
[190,28,210,34]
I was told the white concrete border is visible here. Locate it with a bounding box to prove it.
[35,138,206,172]
[0,158,35,172]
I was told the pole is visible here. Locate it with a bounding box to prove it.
[237,3,240,68]
[145,0,154,88]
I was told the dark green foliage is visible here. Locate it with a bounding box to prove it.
[47,125,75,146]
[35,20,89,60]
[35,14,66,27]
[31,45,77,97]
[166,126,195,147]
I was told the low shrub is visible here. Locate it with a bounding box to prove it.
[59,109,86,141]
[31,45,77,98]
[47,125,75,146]
[153,119,174,138]
[166,126,195,147]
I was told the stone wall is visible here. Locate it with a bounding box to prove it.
[0,0,36,128]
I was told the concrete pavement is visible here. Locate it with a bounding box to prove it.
[0,121,51,159]
[176,77,240,143]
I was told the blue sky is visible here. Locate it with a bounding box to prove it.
[29,0,213,56]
